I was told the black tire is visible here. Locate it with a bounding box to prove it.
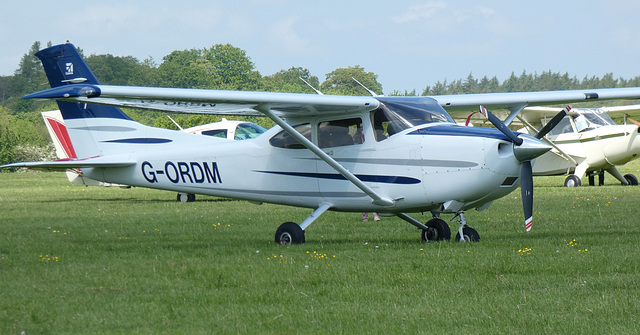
[177,193,196,202]
[564,175,581,187]
[454,227,480,242]
[421,218,451,242]
[275,222,305,245]
[624,174,638,186]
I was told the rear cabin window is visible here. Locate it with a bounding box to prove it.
[318,118,363,148]
[201,129,227,138]
[269,123,312,149]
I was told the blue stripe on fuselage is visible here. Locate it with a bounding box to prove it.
[408,125,513,141]
[256,171,421,184]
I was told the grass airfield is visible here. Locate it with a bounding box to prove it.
[1,163,640,334]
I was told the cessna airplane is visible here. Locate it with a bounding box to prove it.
[5,43,640,244]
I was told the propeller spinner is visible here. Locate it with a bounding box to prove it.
[479,105,570,231]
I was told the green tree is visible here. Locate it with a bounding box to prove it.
[320,65,382,96]
[204,44,262,90]
[86,54,156,86]
[12,42,47,95]
[262,67,320,93]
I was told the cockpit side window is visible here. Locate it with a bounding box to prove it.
[548,116,575,136]
[269,123,311,149]
[318,118,363,148]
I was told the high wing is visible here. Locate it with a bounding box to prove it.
[24,83,640,121]
[431,88,640,112]
[24,84,380,118]
[514,104,640,127]
[438,89,640,127]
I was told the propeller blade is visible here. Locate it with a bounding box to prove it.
[535,105,572,139]
[521,160,533,231]
[479,106,523,145]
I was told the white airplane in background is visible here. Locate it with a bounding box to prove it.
[6,43,640,244]
[173,117,266,201]
[465,105,640,187]
[517,105,640,187]
[42,110,127,187]
[42,110,266,201]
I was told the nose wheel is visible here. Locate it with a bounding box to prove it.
[452,212,480,242]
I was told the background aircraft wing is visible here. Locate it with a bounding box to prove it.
[431,87,640,112]
[24,84,380,118]
[599,104,640,118]
[437,87,640,127]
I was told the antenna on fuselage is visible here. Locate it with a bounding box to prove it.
[352,77,380,97]
[299,77,323,95]
[166,115,183,130]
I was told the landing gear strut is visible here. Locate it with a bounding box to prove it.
[274,203,332,245]
[452,212,480,242]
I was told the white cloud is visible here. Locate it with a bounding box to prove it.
[267,16,311,54]
[392,1,447,24]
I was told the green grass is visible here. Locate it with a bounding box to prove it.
[2,163,640,334]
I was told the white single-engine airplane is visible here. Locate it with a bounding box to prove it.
[5,43,640,244]
[515,105,640,187]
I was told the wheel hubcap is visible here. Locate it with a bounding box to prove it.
[425,227,439,241]
[279,232,292,245]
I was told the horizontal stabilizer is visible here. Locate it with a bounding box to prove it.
[1,157,136,171]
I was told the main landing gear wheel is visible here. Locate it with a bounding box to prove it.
[564,175,581,187]
[455,227,480,242]
[177,193,196,202]
[624,174,638,186]
[421,218,451,242]
[275,222,305,245]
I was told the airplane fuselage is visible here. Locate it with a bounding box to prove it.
[79,116,522,214]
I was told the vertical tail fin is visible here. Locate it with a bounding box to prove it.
[36,43,101,88]
[41,110,77,159]
[35,43,132,121]
[35,43,140,158]
[35,43,205,162]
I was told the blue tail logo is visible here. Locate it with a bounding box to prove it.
[65,62,74,75]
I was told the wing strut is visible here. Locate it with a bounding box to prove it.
[504,104,527,126]
[516,115,578,165]
[257,104,395,207]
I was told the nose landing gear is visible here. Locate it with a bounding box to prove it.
[451,212,480,242]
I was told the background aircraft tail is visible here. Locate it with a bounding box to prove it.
[34,43,189,159]
[41,110,129,187]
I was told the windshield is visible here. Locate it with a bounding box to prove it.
[234,123,267,140]
[575,109,616,132]
[372,97,454,141]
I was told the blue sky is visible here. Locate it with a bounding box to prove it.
[2,1,640,93]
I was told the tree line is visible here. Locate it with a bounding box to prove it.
[2,41,640,167]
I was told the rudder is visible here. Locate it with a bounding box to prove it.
[35,42,132,121]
